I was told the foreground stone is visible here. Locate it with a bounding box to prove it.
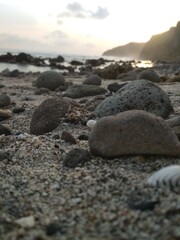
[89,110,180,158]
[30,97,70,135]
[0,94,11,107]
[94,79,173,119]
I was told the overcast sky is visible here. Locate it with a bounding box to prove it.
[0,0,179,56]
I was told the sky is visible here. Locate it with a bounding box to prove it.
[0,0,180,56]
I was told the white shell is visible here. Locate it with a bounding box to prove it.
[147,165,180,187]
[86,120,97,129]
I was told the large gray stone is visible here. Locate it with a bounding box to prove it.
[35,71,65,91]
[0,94,11,107]
[89,110,180,158]
[83,74,102,86]
[94,79,173,119]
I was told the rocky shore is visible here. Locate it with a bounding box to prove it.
[0,56,180,240]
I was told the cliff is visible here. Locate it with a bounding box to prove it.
[102,42,145,59]
[140,21,180,61]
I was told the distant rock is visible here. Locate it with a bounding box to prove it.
[140,21,180,61]
[82,74,102,86]
[94,63,132,79]
[107,82,127,93]
[89,110,180,158]
[70,60,84,66]
[102,42,145,59]
[30,97,71,135]
[35,71,65,91]
[138,69,161,83]
[63,84,107,98]
[94,79,173,119]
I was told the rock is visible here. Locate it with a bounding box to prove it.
[63,148,92,168]
[94,79,173,119]
[16,52,33,63]
[85,95,105,112]
[35,71,65,91]
[70,60,84,66]
[0,124,12,135]
[88,110,180,158]
[83,74,102,86]
[12,107,25,113]
[167,75,180,82]
[30,97,71,135]
[0,109,12,120]
[0,94,11,107]
[166,116,180,128]
[172,126,180,140]
[63,84,107,98]
[15,216,35,228]
[9,69,20,77]
[34,87,50,95]
[107,82,127,93]
[94,63,132,79]
[61,131,76,144]
[46,222,66,236]
[85,58,106,67]
[0,152,10,161]
[138,69,161,82]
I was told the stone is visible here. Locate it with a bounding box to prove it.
[138,69,161,82]
[63,148,92,168]
[94,79,173,119]
[34,87,50,95]
[88,110,180,158]
[107,82,127,93]
[30,97,71,135]
[12,107,25,113]
[0,94,11,107]
[61,131,76,144]
[0,124,12,135]
[83,74,102,86]
[35,71,65,91]
[0,152,10,161]
[63,84,107,98]
[15,216,35,228]
[0,109,12,119]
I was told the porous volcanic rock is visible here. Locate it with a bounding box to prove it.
[89,110,180,158]
[35,71,65,91]
[30,97,70,135]
[94,79,173,119]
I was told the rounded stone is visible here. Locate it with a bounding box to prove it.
[30,97,70,135]
[89,110,180,158]
[94,79,173,119]
[35,71,65,91]
[138,69,161,82]
[83,74,102,86]
[0,94,11,107]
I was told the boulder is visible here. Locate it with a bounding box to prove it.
[83,74,102,86]
[94,79,173,119]
[138,69,161,82]
[107,82,127,93]
[35,71,65,91]
[30,97,70,135]
[89,110,180,158]
[63,84,107,98]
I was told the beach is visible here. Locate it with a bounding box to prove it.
[0,57,180,240]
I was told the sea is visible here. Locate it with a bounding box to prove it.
[0,48,153,73]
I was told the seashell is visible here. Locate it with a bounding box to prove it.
[147,165,180,188]
[86,120,97,129]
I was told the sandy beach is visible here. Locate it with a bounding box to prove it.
[0,69,180,240]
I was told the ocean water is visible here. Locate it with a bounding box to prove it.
[0,48,152,73]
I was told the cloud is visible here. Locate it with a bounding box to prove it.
[90,7,109,19]
[57,2,109,20]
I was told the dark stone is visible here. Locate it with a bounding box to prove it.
[12,107,25,113]
[35,71,65,91]
[0,124,12,135]
[70,60,84,66]
[63,148,92,168]
[30,97,70,135]
[77,134,89,141]
[0,94,11,107]
[61,131,76,144]
[107,82,127,93]
[0,152,10,161]
[83,74,102,86]
[9,70,20,77]
[46,222,66,236]
[16,52,33,63]
[127,191,159,211]
[34,87,50,95]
